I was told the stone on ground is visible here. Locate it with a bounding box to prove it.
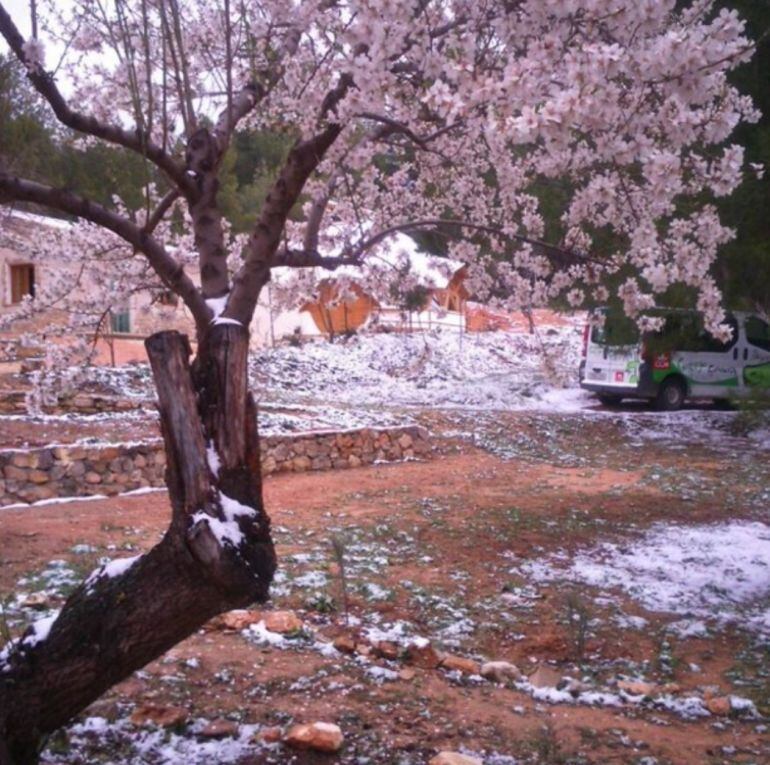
[405,639,441,669]
[439,653,480,674]
[480,660,522,683]
[429,752,483,765]
[706,696,732,715]
[617,680,656,697]
[285,721,344,752]
[199,719,239,738]
[129,704,189,728]
[262,610,303,633]
[527,664,564,689]
[215,609,263,631]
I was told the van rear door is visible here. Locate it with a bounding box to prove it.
[583,313,642,390]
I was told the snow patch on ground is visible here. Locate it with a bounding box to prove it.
[45,717,265,765]
[520,521,770,635]
[251,327,585,413]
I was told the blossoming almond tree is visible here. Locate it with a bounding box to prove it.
[0,0,759,760]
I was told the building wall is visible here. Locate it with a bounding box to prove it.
[128,290,197,338]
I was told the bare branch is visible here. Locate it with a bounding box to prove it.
[0,3,194,197]
[228,124,344,324]
[346,219,602,268]
[270,248,359,270]
[143,188,180,235]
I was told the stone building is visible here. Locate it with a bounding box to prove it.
[0,209,317,352]
[0,209,473,354]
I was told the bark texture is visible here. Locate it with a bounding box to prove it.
[0,326,274,765]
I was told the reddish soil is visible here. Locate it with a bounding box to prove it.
[1,438,767,764]
[0,412,160,449]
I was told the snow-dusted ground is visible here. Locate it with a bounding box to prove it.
[251,325,586,413]
[517,521,770,638]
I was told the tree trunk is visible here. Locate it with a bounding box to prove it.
[0,325,275,764]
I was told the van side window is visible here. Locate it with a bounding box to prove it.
[699,314,739,352]
[745,316,770,351]
[646,313,738,353]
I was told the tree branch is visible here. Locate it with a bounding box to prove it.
[143,188,180,235]
[356,112,463,151]
[270,248,360,270]
[227,124,343,324]
[346,219,602,268]
[0,3,194,197]
[0,173,209,327]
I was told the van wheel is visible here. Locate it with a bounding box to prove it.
[655,378,686,411]
[597,393,622,406]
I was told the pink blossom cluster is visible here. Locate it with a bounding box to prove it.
[5,0,760,353]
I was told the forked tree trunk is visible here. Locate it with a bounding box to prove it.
[0,325,275,765]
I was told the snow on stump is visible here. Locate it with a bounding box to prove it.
[285,722,344,753]
[429,753,483,765]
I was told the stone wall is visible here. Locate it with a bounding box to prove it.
[0,391,150,415]
[0,425,430,506]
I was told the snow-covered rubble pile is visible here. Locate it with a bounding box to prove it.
[251,326,584,410]
[520,521,770,636]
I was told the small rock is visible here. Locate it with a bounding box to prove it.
[199,719,239,738]
[399,668,417,681]
[21,592,51,610]
[562,677,592,697]
[406,640,441,669]
[257,726,283,743]
[374,640,400,661]
[130,704,188,728]
[480,661,522,684]
[706,696,731,716]
[285,722,343,753]
[618,680,657,697]
[527,665,563,689]
[216,610,263,631]
[439,653,479,675]
[429,753,483,765]
[263,610,302,633]
[333,634,357,654]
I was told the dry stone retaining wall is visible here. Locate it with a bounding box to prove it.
[0,425,430,506]
[0,391,149,415]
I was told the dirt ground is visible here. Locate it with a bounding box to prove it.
[1,409,769,764]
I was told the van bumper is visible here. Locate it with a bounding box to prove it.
[579,362,659,399]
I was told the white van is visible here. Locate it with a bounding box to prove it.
[579,309,770,410]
